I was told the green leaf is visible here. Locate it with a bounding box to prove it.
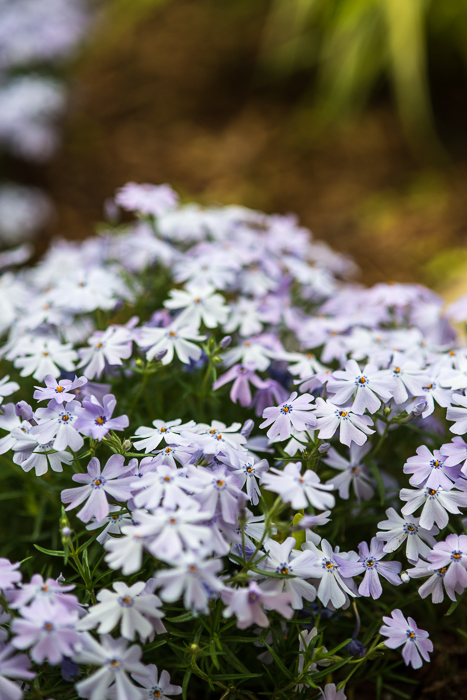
[182,668,192,700]
[34,544,65,557]
[166,612,194,623]
[263,643,293,680]
[446,599,460,616]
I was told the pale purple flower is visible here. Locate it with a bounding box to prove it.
[213,364,267,407]
[11,599,80,665]
[221,581,294,629]
[0,559,21,590]
[335,538,402,599]
[155,553,223,614]
[14,339,77,381]
[376,508,438,563]
[250,378,289,417]
[104,527,146,575]
[131,665,181,700]
[403,445,458,490]
[78,581,164,641]
[427,533,467,601]
[260,391,316,441]
[400,484,467,529]
[259,537,317,608]
[416,374,452,418]
[440,436,467,476]
[74,394,129,440]
[74,633,150,700]
[447,393,467,435]
[327,359,394,415]
[115,182,178,216]
[324,443,374,502]
[386,358,428,405]
[261,462,335,511]
[314,398,375,447]
[13,432,73,477]
[0,644,35,700]
[10,574,78,612]
[61,455,134,523]
[380,609,433,669]
[33,374,87,404]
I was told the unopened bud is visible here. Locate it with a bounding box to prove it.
[122,439,132,452]
[61,527,71,537]
[189,643,200,655]
[318,442,331,455]
[383,406,391,417]
[153,348,168,362]
[15,401,33,421]
[241,419,254,438]
[220,335,232,349]
[401,571,410,583]
[412,400,428,417]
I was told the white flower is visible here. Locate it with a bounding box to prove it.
[78,582,164,641]
[260,392,316,442]
[400,485,467,530]
[376,508,438,563]
[86,506,133,544]
[0,376,19,405]
[222,337,273,372]
[228,456,269,505]
[314,398,375,447]
[77,325,133,379]
[261,462,335,511]
[259,537,317,608]
[32,399,83,452]
[14,338,77,381]
[447,393,467,435]
[327,359,394,415]
[132,418,195,453]
[164,284,228,328]
[131,665,181,700]
[155,553,223,614]
[74,633,150,700]
[104,527,146,575]
[301,538,357,609]
[224,298,266,337]
[136,322,206,365]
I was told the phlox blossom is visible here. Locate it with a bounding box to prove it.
[380,609,432,669]
[314,399,374,447]
[0,644,35,700]
[376,508,438,563]
[33,374,87,404]
[260,391,316,441]
[213,364,268,407]
[131,665,181,700]
[136,321,206,365]
[74,394,129,440]
[155,553,223,614]
[0,375,19,405]
[327,359,394,415]
[221,581,294,629]
[335,537,402,599]
[261,462,335,511]
[61,455,134,523]
[427,533,467,601]
[115,182,178,216]
[400,484,467,529]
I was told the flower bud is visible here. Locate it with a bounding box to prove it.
[220,335,232,349]
[383,406,391,417]
[154,348,168,362]
[241,419,254,438]
[318,442,331,455]
[61,527,71,537]
[401,571,410,583]
[412,400,428,417]
[122,439,133,452]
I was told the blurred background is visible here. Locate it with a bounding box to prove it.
[2,0,467,293]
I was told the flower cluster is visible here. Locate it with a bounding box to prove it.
[2,182,467,698]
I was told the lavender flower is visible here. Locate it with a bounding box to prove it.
[400,484,467,529]
[74,394,129,440]
[131,665,181,700]
[403,445,458,490]
[11,599,80,665]
[314,398,375,447]
[376,508,438,563]
[327,359,394,414]
[427,534,467,601]
[0,644,35,700]
[33,374,87,404]
[61,455,134,523]
[335,538,402,599]
[221,581,294,629]
[380,609,433,669]
[213,364,268,407]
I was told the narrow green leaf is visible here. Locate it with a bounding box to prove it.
[182,668,192,700]
[263,643,293,680]
[446,599,460,616]
[34,544,65,557]
[166,612,194,623]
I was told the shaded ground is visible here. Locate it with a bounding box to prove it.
[40,0,467,291]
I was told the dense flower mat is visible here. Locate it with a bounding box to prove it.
[1,182,467,699]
